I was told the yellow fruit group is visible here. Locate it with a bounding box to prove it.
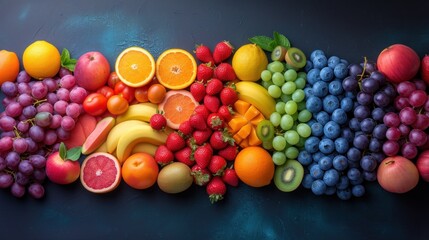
[22,40,61,79]
[232,43,268,82]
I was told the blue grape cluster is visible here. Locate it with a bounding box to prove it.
[300,50,370,200]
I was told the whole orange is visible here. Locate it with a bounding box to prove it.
[234,146,275,187]
[22,40,61,80]
[121,152,159,190]
[0,50,20,85]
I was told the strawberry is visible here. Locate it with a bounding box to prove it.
[214,63,236,82]
[206,176,227,203]
[217,144,238,161]
[174,146,194,167]
[149,113,167,131]
[205,78,223,96]
[192,128,212,145]
[154,145,174,166]
[222,168,239,187]
[220,85,238,106]
[196,63,214,82]
[165,132,186,152]
[178,120,193,137]
[213,41,233,64]
[208,155,227,176]
[207,112,225,131]
[217,105,234,121]
[193,105,210,120]
[189,113,207,130]
[194,144,213,168]
[204,95,220,113]
[190,81,206,103]
[210,129,234,150]
[191,165,212,186]
[194,44,214,64]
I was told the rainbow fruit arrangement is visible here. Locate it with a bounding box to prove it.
[1,32,429,202]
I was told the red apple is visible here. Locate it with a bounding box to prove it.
[45,151,80,184]
[377,44,420,84]
[377,156,419,193]
[421,55,429,84]
[74,51,110,91]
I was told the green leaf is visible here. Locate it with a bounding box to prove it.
[59,142,67,160]
[273,31,291,49]
[248,36,275,52]
[60,48,77,72]
[66,147,82,161]
[63,63,76,72]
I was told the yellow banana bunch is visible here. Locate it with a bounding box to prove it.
[116,124,169,164]
[131,142,158,157]
[235,81,276,118]
[115,102,158,124]
[105,120,149,154]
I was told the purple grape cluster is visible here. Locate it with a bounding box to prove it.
[0,69,88,198]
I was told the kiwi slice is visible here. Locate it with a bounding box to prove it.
[271,46,287,61]
[274,160,304,192]
[285,47,307,69]
[256,120,275,142]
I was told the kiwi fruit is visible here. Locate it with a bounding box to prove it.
[285,47,307,69]
[256,120,275,142]
[274,160,304,192]
[271,46,287,61]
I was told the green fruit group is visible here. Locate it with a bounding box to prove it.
[285,47,307,69]
[274,160,304,192]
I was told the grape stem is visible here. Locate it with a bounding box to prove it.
[33,98,47,106]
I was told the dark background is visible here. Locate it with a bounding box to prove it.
[1,0,429,239]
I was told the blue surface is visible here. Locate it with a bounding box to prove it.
[2,0,429,239]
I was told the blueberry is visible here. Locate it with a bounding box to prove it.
[352,185,365,197]
[334,137,349,154]
[333,155,348,171]
[310,164,324,179]
[320,67,334,82]
[360,155,377,172]
[323,169,340,186]
[334,63,348,79]
[312,152,325,163]
[323,121,341,139]
[322,95,339,114]
[307,68,321,85]
[304,87,314,98]
[311,122,324,137]
[340,97,354,112]
[312,55,328,69]
[306,96,323,113]
[345,90,357,99]
[305,136,320,153]
[340,58,349,66]
[298,150,312,166]
[327,56,341,69]
[336,176,350,190]
[302,173,314,189]
[341,128,355,143]
[318,156,333,170]
[347,167,362,181]
[316,111,330,125]
[319,138,335,154]
[331,109,348,125]
[328,79,344,95]
[312,81,329,97]
[311,179,327,195]
[310,49,325,62]
[304,60,313,72]
[325,186,337,195]
[337,188,352,200]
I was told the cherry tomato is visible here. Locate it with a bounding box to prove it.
[134,84,150,103]
[114,81,135,103]
[107,94,129,115]
[96,86,114,99]
[147,83,166,104]
[83,93,108,116]
[107,72,120,89]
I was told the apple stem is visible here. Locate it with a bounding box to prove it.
[385,160,395,165]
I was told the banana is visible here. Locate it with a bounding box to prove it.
[131,142,158,157]
[106,120,149,153]
[116,124,168,164]
[235,81,276,119]
[115,102,158,124]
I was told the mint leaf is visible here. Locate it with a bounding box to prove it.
[248,36,275,52]
[66,147,82,161]
[273,31,291,49]
[59,142,67,160]
[60,48,77,72]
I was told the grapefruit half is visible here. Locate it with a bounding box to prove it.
[80,152,121,193]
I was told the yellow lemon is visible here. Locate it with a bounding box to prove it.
[232,43,268,82]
